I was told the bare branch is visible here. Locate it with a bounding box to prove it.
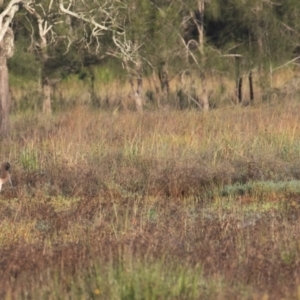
[179,35,200,67]
[59,0,109,32]
[23,4,50,52]
[272,56,300,72]
[0,0,25,43]
[0,0,23,22]
[48,0,54,12]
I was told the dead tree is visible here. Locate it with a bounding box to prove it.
[26,5,53,114]
[180,0,209,111]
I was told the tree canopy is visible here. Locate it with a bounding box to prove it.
[0,0,299,113]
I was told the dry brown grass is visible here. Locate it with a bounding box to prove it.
[1,102,300,298]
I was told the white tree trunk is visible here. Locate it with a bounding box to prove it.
[0,57,10,135]
[0,25,14,136]
[197,0,205,56]
[0,1,23,136]
[197,0,209,111]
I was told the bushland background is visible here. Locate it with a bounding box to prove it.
[7,0,300,114]
[1,1,300,299]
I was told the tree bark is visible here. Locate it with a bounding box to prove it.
[201,72,209,111]
[42,77,51,114]
[0,56,10,136]
[151,70,161,108]
[158,62,170,99]
[0,1,20,137]
[235,56,242,104]
[197,0,205,56]
[28,7,53,114]
[249,71,254,102]
[0,25,14,137]
[237,77,243,104]
[129,73,143,113]
[124,59,144,113]
[197,0,209,111]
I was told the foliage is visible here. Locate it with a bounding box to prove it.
[0,0,299,116]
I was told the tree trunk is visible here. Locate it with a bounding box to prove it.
[0,56,10,136]
[135,58,143,113]
[238,77,243,104]
[0,26,14,137]
[196,0,209,111]
[42,77,52,114]
[124,59,144,113]
[201,72,209,111]
[197,0,205,56]
[151,69,161,108]
[30,8,52,114]
[129,74,143,113]
[158,62,170,103]
[89,68,96,106]
[249,71,254,103]
[235,56,242,104]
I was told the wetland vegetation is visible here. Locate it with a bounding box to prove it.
[1,103,300,299]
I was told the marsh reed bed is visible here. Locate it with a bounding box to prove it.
[1,102,300,299]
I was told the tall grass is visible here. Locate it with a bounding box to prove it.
[8,102,300,195]
[1,102,300,298]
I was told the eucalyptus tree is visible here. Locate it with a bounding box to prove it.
[0,0,21,136]
[79,0,183,111]
[114,0,183,108]
[0,0,121,135]
[176,0,222,111]
[102,0,183,110]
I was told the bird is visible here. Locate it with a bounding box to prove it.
[0,162,12,191]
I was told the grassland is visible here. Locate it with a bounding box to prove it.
[1,101,300,299]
